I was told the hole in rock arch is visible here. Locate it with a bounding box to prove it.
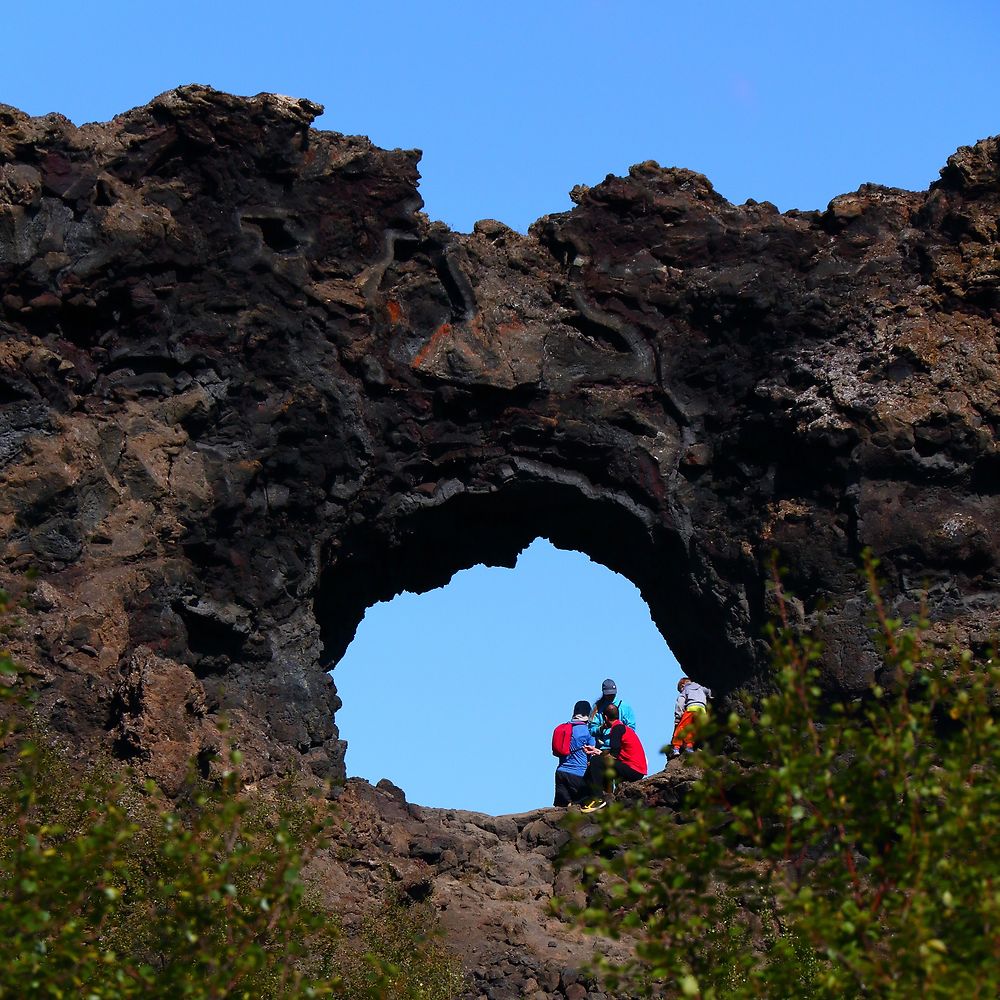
[333,539,682,815]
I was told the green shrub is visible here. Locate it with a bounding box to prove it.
[0,588,464,1000]
[332,896,468,1000]
[0,742,342,998]
[560,559,1000,998]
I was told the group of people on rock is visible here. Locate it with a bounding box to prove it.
[550,676,712,812]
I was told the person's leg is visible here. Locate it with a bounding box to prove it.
[591,753,624,802]
[554,771,571,807]
[685,705,707,750]
[583,756,604,796]
[613,759,644,784]
[671,710,697,752]
[598,751,618,795]
[581,757,609,809]
[670,715,686,752]
[555,771,586,806]
[565,772,586,804]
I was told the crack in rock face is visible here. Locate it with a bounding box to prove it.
[1,86,998,790]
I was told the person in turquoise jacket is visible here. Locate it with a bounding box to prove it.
[588,678,636,751]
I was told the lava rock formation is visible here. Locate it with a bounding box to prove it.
[1,87,998,789]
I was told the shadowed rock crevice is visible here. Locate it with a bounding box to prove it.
[0,86,998,793]
[315,477,742,691]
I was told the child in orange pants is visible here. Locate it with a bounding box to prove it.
[670,677,711,754]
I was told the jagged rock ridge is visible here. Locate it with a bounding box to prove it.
[1,86,998,795]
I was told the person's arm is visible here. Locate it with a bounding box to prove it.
[589,708,606,738]
[608,722,624,757]
[621,700,636,730]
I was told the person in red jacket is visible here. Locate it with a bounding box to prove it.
[580,703,647,812]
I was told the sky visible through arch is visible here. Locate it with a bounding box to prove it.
[334,539,679,815]
[3,1,998,813]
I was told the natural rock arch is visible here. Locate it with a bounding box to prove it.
[314,471,739,693]
[1,87,998,790]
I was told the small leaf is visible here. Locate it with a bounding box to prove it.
[680,973,701,996]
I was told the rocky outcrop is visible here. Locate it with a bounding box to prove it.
[321,778,634,999]
[311,765,705,998]
[1,86,999,795]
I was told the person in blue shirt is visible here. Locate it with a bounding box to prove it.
[588,678,636,751]
[551,700,596,806]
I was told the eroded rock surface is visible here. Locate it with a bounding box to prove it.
[1,85,998,792]
[321,778,633,999]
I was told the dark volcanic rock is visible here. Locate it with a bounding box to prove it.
[1,87,999,791]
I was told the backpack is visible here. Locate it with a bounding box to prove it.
[551,722,573,758]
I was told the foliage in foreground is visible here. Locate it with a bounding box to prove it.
[561,562,1000,998]
[0,754,335,998]
[0,589,465,1000]
[334,896,468,1000]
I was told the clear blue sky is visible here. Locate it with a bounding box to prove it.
[336,540,675,813]
[3,1,998,812]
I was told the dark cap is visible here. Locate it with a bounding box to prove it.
[573,700,591,717]
[601,678,617,695]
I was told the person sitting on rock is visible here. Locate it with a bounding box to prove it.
[580,703,647,811]
[670,677,712,756]
[588,678,636,751]
[551,699,595,806]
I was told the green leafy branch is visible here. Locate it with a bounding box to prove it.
[558,553,1000,999]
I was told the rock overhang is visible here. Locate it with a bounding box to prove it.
[1,86,998,788]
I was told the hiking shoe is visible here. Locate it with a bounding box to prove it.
[580,799,607,813]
